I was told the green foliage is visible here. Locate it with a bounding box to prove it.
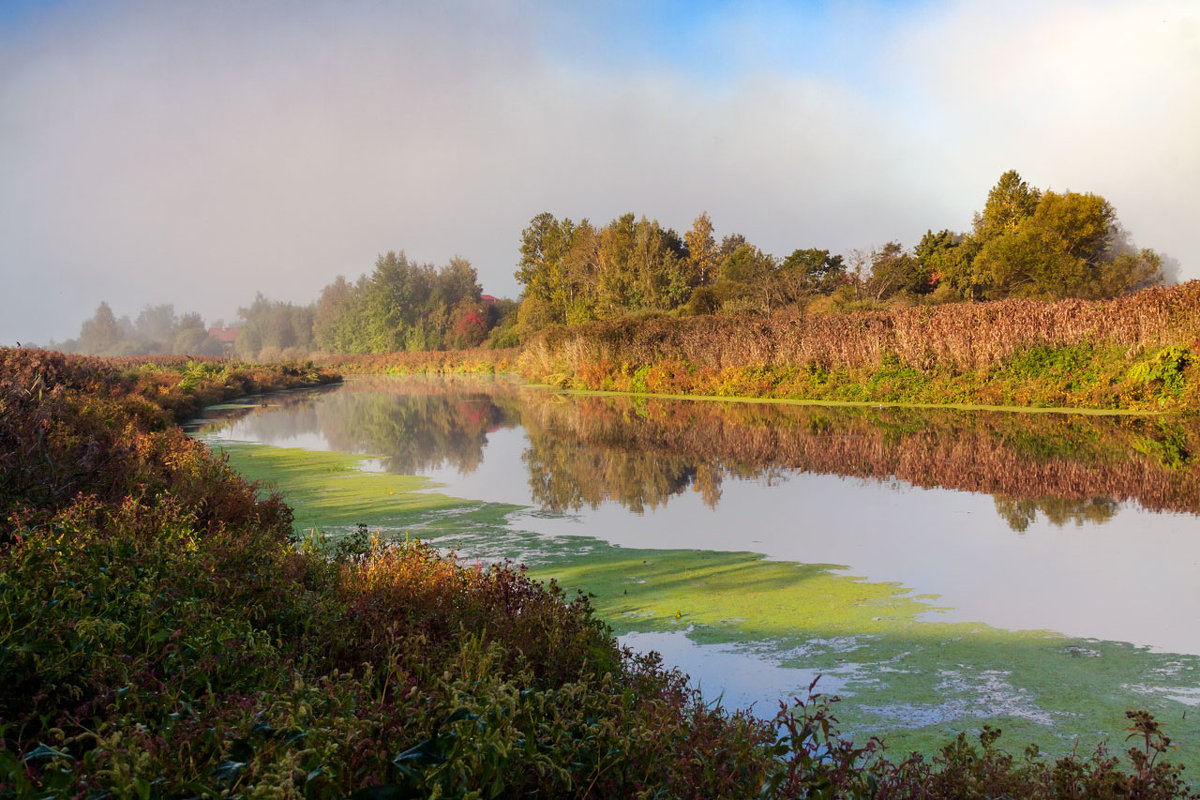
[764,692,1198,799]
[1000,342,1096,381]
[963,174,1163,301]
[780,248,847,297]
[1128,346,1193,398]
[0,349,779,797]
[314,253,495,355]
[515,212,692,331]
[863,242,929,301]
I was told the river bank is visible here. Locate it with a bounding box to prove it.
[512,282,1200,412]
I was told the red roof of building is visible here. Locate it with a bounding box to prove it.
[207,327,240,344]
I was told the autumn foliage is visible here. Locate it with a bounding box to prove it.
[519,281,1200,411]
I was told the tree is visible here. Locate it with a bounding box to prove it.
[629,216,686,311]
[715,245,780,314]
[913,230,958,297]
[779,248,846,299]
[516,213,589,326]
[863,242,926,301]
[78,302,121,354]
[684,212,719,288]
[170,312,224,356]
[973,169,1041,242]
[313,275,356,352]
[941,171,1165,301]
[134,304,177,347]
[561,221,600,323]
[597,214,637,316]
[236,292,315,358]
[974,189,1156,300]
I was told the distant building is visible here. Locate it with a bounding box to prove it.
[207,326,240,354]
[480,294,497,306]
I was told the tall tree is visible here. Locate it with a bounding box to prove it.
[684,212,719,288]
[78,302,121,354]
[973,170,1041,242]
[715,245,780,314]
[597,214,637,316]
[864,242,926,301]
[779,248,846,299]
[134,304,177,347]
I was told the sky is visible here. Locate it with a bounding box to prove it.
[1,0,1197,346]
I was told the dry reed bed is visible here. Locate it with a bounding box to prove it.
[315,347,518,374]
[521,281,1200,376]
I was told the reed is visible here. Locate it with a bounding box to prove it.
[518,282,1200,410]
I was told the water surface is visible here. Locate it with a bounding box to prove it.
[195,375,1200,764]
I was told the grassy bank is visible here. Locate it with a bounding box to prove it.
[517,282,1200,411]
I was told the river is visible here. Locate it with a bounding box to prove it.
[191,374,1200,766]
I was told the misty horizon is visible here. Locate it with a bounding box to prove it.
[2,1,1197,346]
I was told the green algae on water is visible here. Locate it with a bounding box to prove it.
[208,436,1200,777]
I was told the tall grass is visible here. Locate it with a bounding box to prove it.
[519,282,1200,410]
[315,347,518,375]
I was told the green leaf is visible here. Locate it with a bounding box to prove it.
[23,743,73,763]
[444,707,478,725]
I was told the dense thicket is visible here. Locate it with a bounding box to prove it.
[55,255,520,360]
[0,350,776,796]
[512,210,850,330]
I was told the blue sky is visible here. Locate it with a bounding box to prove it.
[1,0,1197,344]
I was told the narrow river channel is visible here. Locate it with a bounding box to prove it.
[191,374,1200,768]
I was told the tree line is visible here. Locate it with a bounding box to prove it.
[55,170,1173,358]
[56,302,230,357]
[57,253,519,359]
[511,170,1170,334]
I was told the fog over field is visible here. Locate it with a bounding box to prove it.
[1,0,1197,345]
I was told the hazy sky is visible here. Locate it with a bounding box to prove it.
[1,0,1197,346]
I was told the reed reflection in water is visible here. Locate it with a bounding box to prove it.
[198,375,1200,652]
[204,375,1200,526]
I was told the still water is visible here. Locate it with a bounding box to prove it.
[195,374,1200,759]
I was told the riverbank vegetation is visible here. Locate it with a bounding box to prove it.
[5,354,1199,796]
[518,279,1200,411]
[317,346,518,376]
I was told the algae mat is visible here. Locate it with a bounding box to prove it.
[214,439,1200,775]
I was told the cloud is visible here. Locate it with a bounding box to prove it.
[1,0,1196,345]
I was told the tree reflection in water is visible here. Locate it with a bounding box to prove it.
[197,376,1200,531]
[518,393,1199,530]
